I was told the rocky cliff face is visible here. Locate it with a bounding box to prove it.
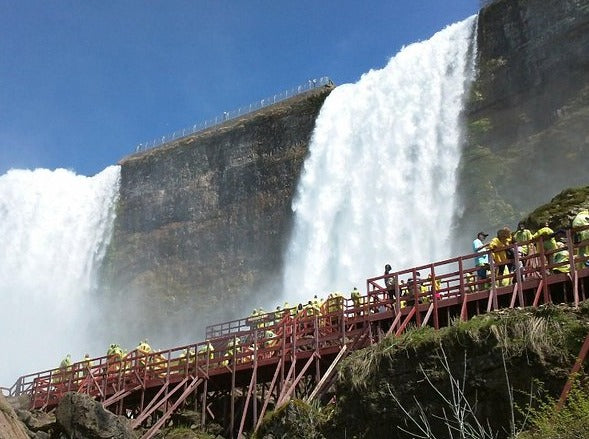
[100,86,332,341]
[456,0,589,247]
[100,0,589,343]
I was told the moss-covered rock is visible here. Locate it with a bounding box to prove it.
[161,426,219,439]
[524,186,589,230]
[253,399,329,439]
[320,304,588,439]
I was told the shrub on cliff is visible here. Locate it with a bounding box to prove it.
[253,399,331,439]
[516,384,589,439]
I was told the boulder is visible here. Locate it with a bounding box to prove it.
[0,392,31,439]
[16,408,55,433]
[55,392,136,439]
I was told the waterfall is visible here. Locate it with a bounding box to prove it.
[283,16,477,304]
[0,165,120,386]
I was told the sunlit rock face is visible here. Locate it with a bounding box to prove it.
[456,0,589,248]
[100,86,333,344]
[99,0,589,350]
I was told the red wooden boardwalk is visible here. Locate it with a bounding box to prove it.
[7,227,589,438]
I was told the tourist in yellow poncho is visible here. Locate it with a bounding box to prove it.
[532,223,557,267]
[573,209,589,267]
[488,228,512,285]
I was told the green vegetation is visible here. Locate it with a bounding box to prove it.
[162,426,218,439]
[517,384,589,439]
[253,399,330,439]
[525,186,589,230]
[469,117,493,140]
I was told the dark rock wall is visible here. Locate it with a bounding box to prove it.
[100,86,332,343]
[455,0,589,250]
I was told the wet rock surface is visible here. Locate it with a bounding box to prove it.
[55,392,136,439]
[457,0,589,247]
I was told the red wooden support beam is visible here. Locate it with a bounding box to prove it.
[429,264,440,329]
[277,353,318,407]
[533,280,544,308]
[237,365,258,439]
[131,376,189,428]
[255,359,283,433]
[421,303,434,327]
[558,332,589,410]
[538,239,550,304]
[509,283,518,308]
[566,229,579,307]
[103,384,142,408]
[488,256,497,312]
[141,377,202,439]
[513,243,524,306]
[460,257,469,321]
[385,310,404,337]
[395,307,416,337]
[306,345,347,404]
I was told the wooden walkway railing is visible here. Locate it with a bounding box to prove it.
[8,226,589,438]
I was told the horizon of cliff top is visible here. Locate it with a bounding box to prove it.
[131,77,334,156]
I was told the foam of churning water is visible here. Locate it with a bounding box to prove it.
[283,17,477,303]
[0,165,120,387]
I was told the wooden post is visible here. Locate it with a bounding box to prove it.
[538,239,550,304]
[558,333,589,410]
[566,229,579,306]
[488,257,497,312]
[430,265,439,329]
[200,344,210,427]
[459,259,468,321]
[252,330,259,429]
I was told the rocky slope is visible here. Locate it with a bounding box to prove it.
[0,393,29,439]
[1,392,136,439]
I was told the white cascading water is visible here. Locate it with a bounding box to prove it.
[0,166,120,387]
[283,16,477,303]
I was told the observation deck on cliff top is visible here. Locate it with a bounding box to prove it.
[131,77,334,155]
[7,226,589,439]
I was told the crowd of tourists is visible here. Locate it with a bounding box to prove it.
[473,209,589,286]
[51,210,589,383]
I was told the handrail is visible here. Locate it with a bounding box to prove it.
[10,224,589,409]
[134,76,334,153]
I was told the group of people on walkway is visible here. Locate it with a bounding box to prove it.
[473,210,589,286]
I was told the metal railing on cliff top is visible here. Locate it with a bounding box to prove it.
[135,76,334,153]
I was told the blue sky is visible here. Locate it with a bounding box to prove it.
[0,1,479,176]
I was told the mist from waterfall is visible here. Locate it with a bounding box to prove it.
[283,16,477,304]
[0,166,120,386]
